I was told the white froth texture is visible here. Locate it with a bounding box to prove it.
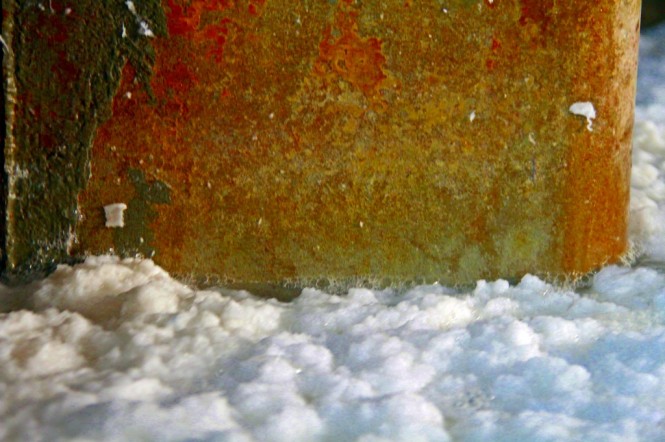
[568,101,597,131]
[1,24,665,442]
[3,258,665,441]
[104,203,127,228]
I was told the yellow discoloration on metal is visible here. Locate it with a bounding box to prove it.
[74,0,641,289]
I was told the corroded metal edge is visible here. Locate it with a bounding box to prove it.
[560,0,641,277]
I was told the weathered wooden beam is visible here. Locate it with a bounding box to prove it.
[2,0,642,291]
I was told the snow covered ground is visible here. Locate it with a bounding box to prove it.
[2,24,665,442]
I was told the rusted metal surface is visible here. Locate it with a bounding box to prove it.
[2,0,165,281]
[3,1,641,290]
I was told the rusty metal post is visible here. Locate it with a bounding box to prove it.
[3,1,642,292]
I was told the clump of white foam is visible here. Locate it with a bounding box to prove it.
[629,119,665,260]
[569,101,596,131]
[104,203,127,228]
[3,253,665,441]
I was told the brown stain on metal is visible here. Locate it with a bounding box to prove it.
[558,1,640,275]
[5,0,641,289]
[314,1,388,103]
[76,0,272,271]
[519,0,554,29]
[518,0,555,47]
[165,0,235,62]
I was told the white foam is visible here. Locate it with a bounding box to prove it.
[3,255,665,441]
[569,101,596,131]
[104,203,127,228]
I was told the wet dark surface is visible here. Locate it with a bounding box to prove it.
[642,0,665,28]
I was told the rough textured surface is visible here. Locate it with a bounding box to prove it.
[0,19,663,442]
[4,1,641,288]
[2,0,166,281]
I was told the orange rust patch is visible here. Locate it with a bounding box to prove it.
[72,0,640,288]
[519,0,555,30]
[248,0,266,16]
[166,0,235,62]
[314,2,388,103]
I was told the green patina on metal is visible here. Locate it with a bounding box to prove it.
[2,0,166,282]
[112,168,171,259]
